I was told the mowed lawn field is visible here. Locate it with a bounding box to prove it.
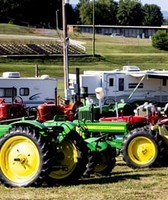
[0,24,168,199]
[1,158,168,200]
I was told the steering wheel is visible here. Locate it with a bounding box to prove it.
[13,96,23,104]
[104,98,116,105]
[0,98,5,104]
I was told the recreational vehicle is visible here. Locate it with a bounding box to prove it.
[0,72,57,107]
[69,66,168,106]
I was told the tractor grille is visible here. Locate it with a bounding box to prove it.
[78,106,100,120]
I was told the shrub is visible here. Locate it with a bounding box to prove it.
[152,30,168,50]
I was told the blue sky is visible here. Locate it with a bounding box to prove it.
[70,0,168,11]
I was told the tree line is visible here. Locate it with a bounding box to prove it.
[0,0,164,28]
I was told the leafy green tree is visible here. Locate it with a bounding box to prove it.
[0,0,25,23]
[0,0,77,28]
[96,0,118,25]
[152,30,168,51]
[143,4,163,26]
[78,0,118,25]
[0,0,59,26]
[117,0,144,25]
[78,1,93,24]
[0,0,164,27]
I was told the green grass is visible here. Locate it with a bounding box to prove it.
[0,24,168,198]
[0,24,168,75]
[0,158,168,200]
[0,23,35,35]
[1,24,168,95]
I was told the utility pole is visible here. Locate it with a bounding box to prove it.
[92,0,95,56]
[62,0,69,99]
[56,9,59,31]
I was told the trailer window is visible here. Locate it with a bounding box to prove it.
[119,78,124,91]
[109,78,114,87]
[163,79,167,86]
[20,88,29,96]
[0,88,17,97]
[128,83,143,88]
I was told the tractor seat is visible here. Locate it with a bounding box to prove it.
[158,118,168,125]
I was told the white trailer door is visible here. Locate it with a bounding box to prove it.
[102,73,125,98]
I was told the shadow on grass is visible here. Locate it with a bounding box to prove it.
[76,165,167,186]
[43,166,165,187]
[77,171,148,185]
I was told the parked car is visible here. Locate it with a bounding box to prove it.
[111,33,124,37]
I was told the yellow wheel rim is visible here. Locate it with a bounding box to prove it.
[0,135,40,185]
[49,139,78,179]
[128,136,156,165]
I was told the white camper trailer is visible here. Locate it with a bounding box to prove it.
[0,72,57,107]
[69,66,168,105]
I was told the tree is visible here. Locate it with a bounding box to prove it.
[117,0,144,26]
[152,30,168,51]
[96,0,118,25]
[0,0,26,23]
[78,0,118,25]
[0,0,164,28]
[78,1,93,24]
[143,4,163,26]
[0,0,77,28]
[0,0,60,26]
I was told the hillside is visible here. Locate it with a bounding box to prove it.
[0,23,168,78]
[0,24,86,57]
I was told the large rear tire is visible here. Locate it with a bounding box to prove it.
[47,131,88,185]
[122,127,158,168]
[0,127,51,187]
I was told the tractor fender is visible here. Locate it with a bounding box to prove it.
[0,124,12,137]
[10,120,79,143]
[43,120,77,134]
[85,137,109,152]
[42,120,78,142]
[10,119,45,130]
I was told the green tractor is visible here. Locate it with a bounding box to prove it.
[74,104,162,177]
[121,117,168,168]
[0,103,164,186]
[0,118,89,187]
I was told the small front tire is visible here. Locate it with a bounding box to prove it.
[122,128,158,168]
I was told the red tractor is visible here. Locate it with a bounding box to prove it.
[99,102,166,129]
[36,96,83,122]
[0,97,28,121]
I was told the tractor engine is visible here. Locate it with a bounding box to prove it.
[0,98,27,120]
